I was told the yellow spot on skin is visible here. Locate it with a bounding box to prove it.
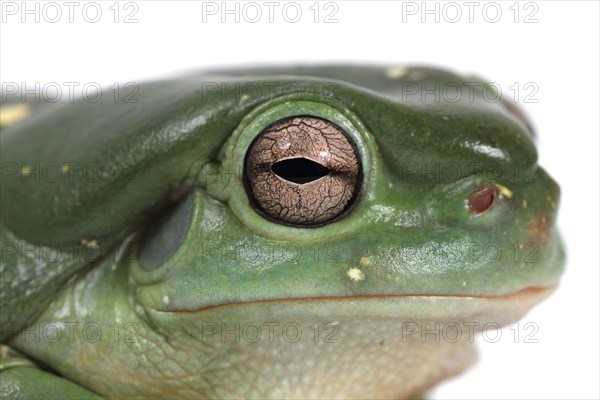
[462,281,467,286]
[442,116,449,121]
[408,70,426,80]
[495,184,513,199]
[61,164,70,173]
[0,104,30,127]
[359,257,372,268]
[528,213,550,246]
[386,67,408,80]
[81,239,99,249]
[347,268,365,282]
[21,165,32,177]
[522,199,528,208]
[1,345,8,358]
[240,94,251,102]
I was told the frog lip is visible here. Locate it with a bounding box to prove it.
[157,284,556,314]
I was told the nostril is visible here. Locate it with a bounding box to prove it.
[468,186,498,214]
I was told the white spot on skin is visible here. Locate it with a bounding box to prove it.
[319,150,330,158]
[386,67,408,79]
[162,295,170,305]
[347,268,365,282]
[240,94,251,102]
[471,143,507,160]
[81,239,99,249]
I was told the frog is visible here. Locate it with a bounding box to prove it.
[0,65,565,399]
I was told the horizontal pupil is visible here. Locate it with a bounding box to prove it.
[271,157,330,184]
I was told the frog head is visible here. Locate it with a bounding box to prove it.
[134,69,563,313]
[3,66,564,399]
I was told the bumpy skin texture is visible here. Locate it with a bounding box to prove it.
[0,65,564,399]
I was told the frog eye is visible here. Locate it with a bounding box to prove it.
[244,116,361,226]
[468,185,499,214]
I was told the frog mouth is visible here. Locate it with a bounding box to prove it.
[158,285,557,325]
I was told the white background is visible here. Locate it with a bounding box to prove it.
[1,1,599,399]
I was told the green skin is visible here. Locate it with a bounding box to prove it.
[0,65,564,399]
